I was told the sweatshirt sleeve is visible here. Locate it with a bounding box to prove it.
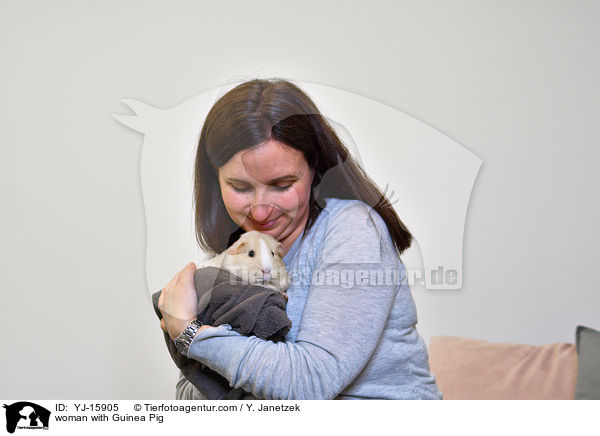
[186,202,403,400]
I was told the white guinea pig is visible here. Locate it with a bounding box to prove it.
[198,230,291,293]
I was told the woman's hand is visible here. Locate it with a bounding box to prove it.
[158,262,205,340]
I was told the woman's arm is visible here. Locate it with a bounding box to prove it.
[185,203,402,400]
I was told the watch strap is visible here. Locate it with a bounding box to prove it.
[174,319,203,355]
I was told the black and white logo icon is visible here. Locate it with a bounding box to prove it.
[3,402,50,433]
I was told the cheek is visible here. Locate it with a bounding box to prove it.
[295,180,313,205]
[279,185,311,211]
[221,189,249,215]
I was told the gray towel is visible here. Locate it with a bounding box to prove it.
[152,266,291,399]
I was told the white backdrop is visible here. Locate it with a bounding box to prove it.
[0,1,597,399]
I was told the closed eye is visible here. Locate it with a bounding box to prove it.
[230,184,291,192]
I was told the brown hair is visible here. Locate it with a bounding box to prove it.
[194,78,413,255]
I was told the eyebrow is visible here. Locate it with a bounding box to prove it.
[225,175,298,184]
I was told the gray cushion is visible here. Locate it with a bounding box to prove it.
[574,325,600,400]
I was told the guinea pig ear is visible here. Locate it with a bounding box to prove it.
[275,242,285,257]
[228,241,249,255]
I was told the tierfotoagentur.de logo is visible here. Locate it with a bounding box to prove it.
[114,80,482,295]
[3,402,51,433]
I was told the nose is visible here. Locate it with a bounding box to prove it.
[262,268,271,280]
[249,203,274,223]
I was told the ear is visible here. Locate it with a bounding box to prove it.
[275,242,285,257]
[228,241,249,255]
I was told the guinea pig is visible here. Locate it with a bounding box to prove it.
[198,230,291,294]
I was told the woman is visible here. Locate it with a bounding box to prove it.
[158,78,443,400]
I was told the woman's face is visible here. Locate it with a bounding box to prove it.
[217,140,315,255]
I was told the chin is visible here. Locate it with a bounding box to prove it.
[254,227,278,236]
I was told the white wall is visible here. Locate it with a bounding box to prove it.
[0,0,597,399]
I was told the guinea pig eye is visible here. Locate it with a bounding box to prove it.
[248,250,255,257]
[271,251,274,257]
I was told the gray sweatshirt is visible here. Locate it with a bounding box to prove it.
[177,197,443,400]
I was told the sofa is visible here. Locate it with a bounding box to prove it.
[427,325,600,400]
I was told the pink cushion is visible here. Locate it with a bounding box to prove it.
[429,336,578,400]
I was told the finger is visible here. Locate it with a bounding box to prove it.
[174,264,187,284]
[175,262,196,284]
[169,264,187,286]
[167,269,179,286]
[160,275,177,301]
[184,262,197,277]
[158,288,165,308]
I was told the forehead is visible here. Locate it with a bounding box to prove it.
[219,140,308,183]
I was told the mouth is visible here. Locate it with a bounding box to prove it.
[248,216,279,230]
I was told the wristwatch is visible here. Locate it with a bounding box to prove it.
[174,319,203,355]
